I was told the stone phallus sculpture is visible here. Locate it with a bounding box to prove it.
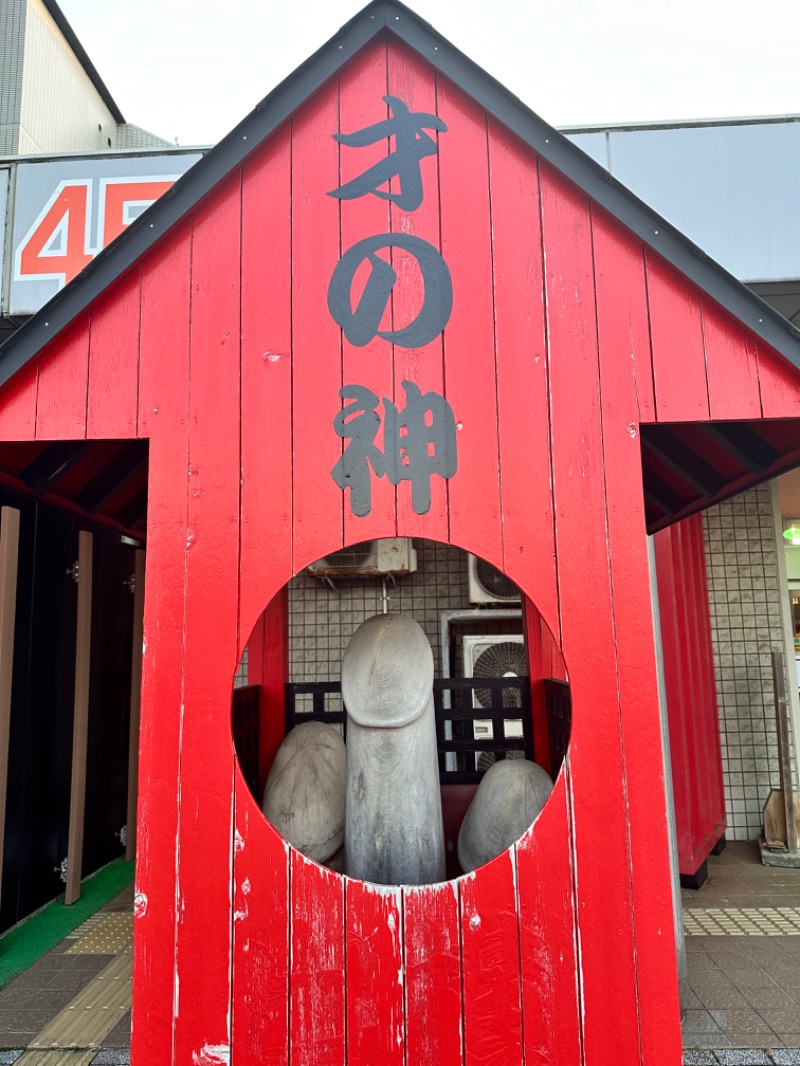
[262,720,346,863]
[458,758,553,873]
[342,613,446,886]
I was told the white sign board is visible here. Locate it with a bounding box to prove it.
[9,152,202,315]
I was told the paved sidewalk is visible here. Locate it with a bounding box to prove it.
[0,883,132,1065]
[682,842,800,1053]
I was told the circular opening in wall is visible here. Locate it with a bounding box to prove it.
[231,537,570,884]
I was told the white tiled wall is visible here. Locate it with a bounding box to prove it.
[704,485,793,840]
[289,541,467,683]
[287,540,522,683]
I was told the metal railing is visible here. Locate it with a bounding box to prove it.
[285,676,533,785]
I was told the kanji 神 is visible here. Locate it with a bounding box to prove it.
[328,95,447,212]
[331,381,458,517]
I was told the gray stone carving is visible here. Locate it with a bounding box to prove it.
[342,613,446,886]
[262,720,346,863]
[458,758,553,873]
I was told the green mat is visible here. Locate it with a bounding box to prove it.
[0,857,134,988]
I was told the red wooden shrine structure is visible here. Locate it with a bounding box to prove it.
[1,3,800,1063]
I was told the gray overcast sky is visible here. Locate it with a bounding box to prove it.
[59,0,800,147]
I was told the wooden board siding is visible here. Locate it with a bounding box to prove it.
[655,517,726,877]
[1,33,799,1066]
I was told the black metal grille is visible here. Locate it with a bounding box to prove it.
[232,685,262,797]
[544,678,571,775]
[284,681,347,734]
[285,675,532,785]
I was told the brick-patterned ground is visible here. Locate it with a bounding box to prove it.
[683,842,800,1053]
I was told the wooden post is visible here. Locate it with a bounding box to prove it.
[771,649,798,853]
[126,549,145,862]
[65,530,93,905]
[0,506,20,908]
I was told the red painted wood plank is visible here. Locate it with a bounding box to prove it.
[436,79,501,564]
[540,163,641,1064]
[172,174,242,1066]
[654,528,693,864]
[247,589,289,791]
[131,223,191,1065]
[339,43,397,544]
[486,123,558,631]
[87,269,141,438]
[542,624,568,681]
[646,253,710,423]
[676,519,714,870]
[387,40,449,542]
[702,298,761,421]
[239,129,292,638]
[461,848,523,1066]
[35,314,90,439]
[675,520,709,867]
[516,778,582,1066]
[290,852,345,1066]
[0,361,38,440]
[345,881,404,1066]
[232,772,289,1066]
[590,211,655,423]
[236,154,292,1051]
[757,341,800,419]
[593,209,682,1061]
[291,81,345,571]
[681,517,725,863]
[403,882,462,1066]
[690,516,726,851]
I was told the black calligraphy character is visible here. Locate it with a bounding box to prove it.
[329,96,447,212]
[328,233,453,348]
[331,382,458,517]
[331,385,385,518]
[384,381,457,514]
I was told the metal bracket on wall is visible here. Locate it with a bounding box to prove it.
[66,561,80,583]
[54,857,68,883]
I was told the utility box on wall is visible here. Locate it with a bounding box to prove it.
[1,4,800,1064]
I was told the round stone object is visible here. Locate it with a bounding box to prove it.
[262,720,346,863]
[341,611,434,729]
[342,613,446,886]
[458,758,553,874]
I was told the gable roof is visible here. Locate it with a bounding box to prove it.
[2,0,799,388]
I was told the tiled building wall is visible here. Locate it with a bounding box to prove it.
[704,484,792,840]
[287,540,522,683]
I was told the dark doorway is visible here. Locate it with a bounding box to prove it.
[0,460,145,932]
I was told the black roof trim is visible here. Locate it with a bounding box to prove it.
[3,0,799,386]
[42,0,125,125]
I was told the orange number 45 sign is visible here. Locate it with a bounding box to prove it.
[14,176,178,288]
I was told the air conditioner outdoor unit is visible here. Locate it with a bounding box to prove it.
[463,634,527,770]
[468,555,521,604]
[308,538,418,578]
